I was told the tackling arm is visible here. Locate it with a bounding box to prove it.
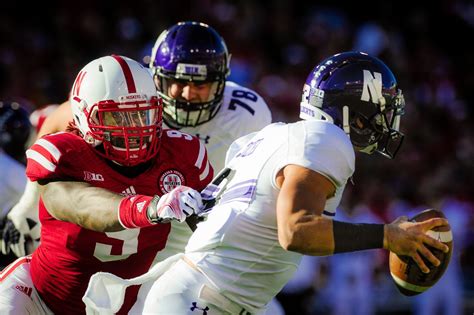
[39,181,203,233]
[39,181,124,232]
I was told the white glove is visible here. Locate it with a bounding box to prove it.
[147,186,203,223]
[3,180,41,257]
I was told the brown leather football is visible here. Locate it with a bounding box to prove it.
[389,209,453,296]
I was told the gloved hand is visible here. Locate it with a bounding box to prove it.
[147,186,203,223]
[1,180,41,257]
[1,218,24,256]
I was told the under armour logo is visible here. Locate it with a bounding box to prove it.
[195,134,211,144]
[190,302,209,314]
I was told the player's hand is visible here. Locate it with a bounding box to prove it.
[147,186,203,223]
[4,202,41,257]
[384,216,450,273]
[0,218,26,257]
[0,216,10,254]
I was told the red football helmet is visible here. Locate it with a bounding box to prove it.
[70,55,162,166]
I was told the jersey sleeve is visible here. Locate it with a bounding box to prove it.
[192,135,214,190]
[286,121,355,188]
[245,89,272,131]
[163,129,214,191]
[224,131,258,166]
[25,132,80,182]
[224,82,272,138]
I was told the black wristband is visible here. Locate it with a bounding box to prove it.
[333,221,384,253]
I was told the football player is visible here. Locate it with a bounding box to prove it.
[84,52,450,315]
[0,103,64,259]
[149,21,271,260]
[1,21,271,262]
[0,101,32,267]
[0,101,32,215]
[0,55,213,314]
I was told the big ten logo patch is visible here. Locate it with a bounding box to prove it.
[159,170,185,193]
[84,171,104,181]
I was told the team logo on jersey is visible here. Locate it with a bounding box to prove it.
[159,170,185,193]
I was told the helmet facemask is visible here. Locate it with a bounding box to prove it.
[155,71,225,128]
[149,21,230,129]
[87,95,163,166]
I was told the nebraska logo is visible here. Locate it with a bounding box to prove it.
[159,170,185,193]
[84,171,104,181]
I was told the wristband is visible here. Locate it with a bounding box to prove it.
[146,195,164,223]
[333,221,384,253]
[118,195,154,229]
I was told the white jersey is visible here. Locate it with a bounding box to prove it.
[185,120,355,312]
[156,81,272,261]
[0,151,27,218]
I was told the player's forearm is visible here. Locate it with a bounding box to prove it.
[39,181,124,232]
[279,214,385,256]
[278,214,335,255]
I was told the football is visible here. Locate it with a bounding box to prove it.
[389,209,453,296]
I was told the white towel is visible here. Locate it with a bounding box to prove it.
[82,253,183,315]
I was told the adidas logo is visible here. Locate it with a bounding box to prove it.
[15,285,32,298]
[136,201,146,213]
[121,186,137,196]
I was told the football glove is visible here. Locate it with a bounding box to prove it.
[147,186,203,223]
[2,180,41,257]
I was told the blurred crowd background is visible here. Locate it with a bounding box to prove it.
[1,0,473,314]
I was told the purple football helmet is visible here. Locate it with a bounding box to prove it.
[150,21,230,128]
[0,100,32,163]
[300,51,405,159]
